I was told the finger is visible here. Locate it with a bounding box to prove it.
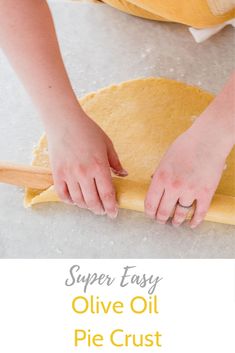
[67,179,86,209]
[95,168,118,219]
[54,179,72,204]
[107,142,128,177]
[79,178,105,216]
[156,191,179,224]
[145,176,164,219]
[172,197,195,227]
[190,195,212,229]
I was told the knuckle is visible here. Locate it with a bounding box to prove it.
[94,156,106,168]
[144,201,156,213]
[175,211,186,219]
[56,187,67,201]
[157,210,168,218]
[102,190,115,201]
[171,179,183,189]
[76,164,87,177]
[54,166,65,179]
[87,199,99,209]
[188,183,196,191]
[157,170,167,181]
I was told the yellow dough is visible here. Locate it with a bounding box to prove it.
[24,78,235,225]
[102,0,235,28]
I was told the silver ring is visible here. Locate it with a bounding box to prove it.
[177,201,194,209]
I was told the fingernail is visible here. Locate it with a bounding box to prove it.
[157,220,166,225]
[92,209,106,216]
[147,213,155,219]
[113,169,128,177]
[120,169,128,176]
[108,208,118,219]
[65,200,73,205]
[190,221,200,229]
[172,222,180,228]
[75,202,86,208]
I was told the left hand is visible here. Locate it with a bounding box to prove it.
[144,120,230,228]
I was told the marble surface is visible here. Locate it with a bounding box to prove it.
[0,1,234,258]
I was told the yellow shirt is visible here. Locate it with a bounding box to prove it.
[102,0,235,28]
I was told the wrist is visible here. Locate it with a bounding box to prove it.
[197,73,235,147]
[41,99,86,132]
[190,110,234,159]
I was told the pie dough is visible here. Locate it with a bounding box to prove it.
[207,0,235,15]
[24,78,235,225]
[102,0,235,28]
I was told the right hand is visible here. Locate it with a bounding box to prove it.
[46,108,127,218]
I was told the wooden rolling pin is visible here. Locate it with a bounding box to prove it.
[0,163,53,189]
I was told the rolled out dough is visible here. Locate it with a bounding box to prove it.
[102,0,235,28]
[24,78,235,225]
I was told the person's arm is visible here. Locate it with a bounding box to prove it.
[145,72,235,228]
[0,0,127,218]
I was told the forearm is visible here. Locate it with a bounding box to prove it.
[194,71,235,149]
[0,0,82,127]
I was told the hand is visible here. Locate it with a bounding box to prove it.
[144,119,231,228]
[145,70,235,229]
[46,109,127,218]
